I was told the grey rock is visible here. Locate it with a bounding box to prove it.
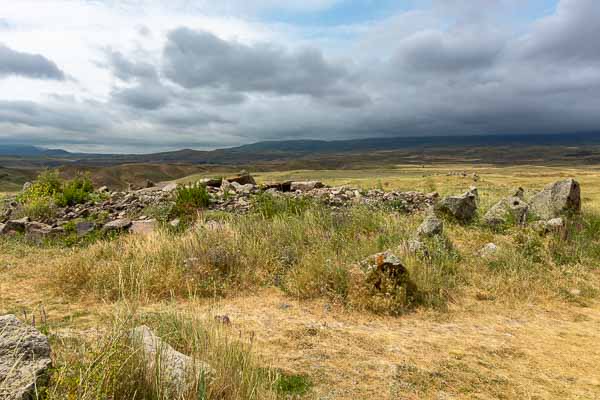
[162,183,178,192]
[417,215,443,237]
[436,189,478,222]
[22,182,32,192]
[97,186,109,193]
[129,219,157,235]
[514,187,525,199]
[76,221,95,236]
[227,170,256,185]
[291,181,325,191]
[406,239,425,254]
[483,196,529,227]
[102,218,132,232]
[1,218,29,235]
[479,243,498,257]
[130,326,213,396]
[0,315,52,400]
[198,178,222,187]
[356,251,416,295]
[24,222,56,241]
[529,179,581,220]
[169,218,181,228]
[547,217,565,229]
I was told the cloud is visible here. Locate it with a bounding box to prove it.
[104,49,158,82]
[111,80,170,110]
[163,27,367,106]
[0,44,65,80]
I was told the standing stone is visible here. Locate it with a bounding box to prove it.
[529,179,581,220]
[435,189,478,222]
[0,315,52,400]
[483,196,529,227]
[129,326,213,396]
[416,215,444,237]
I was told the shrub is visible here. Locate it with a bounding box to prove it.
[252,192,313,218]
[55,174,94,207]
[173,183,210,218]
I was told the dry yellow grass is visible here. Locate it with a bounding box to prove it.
[2,164,600,399]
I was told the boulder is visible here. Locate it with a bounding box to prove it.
[529,179,581,220]
[102,218,132,233]
[291,181,325,191]
[198,178,222,188]
[435,189,478,222]
[355,251,416,295]
[76,221,95,236]
[0,315,52,400]
[226,171,256,185]
[262,181,292,192]
[0,217,29,235]
[483,196,529,227]
[130,326,213,396]
[22,182,32,192]
[129,219,157,235]
[24,222,59,241]
[416,215,443,237]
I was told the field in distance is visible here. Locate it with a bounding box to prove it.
[1,163,600,399]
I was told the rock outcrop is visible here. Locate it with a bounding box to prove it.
[529,179,581,219]
[0,315,52,400]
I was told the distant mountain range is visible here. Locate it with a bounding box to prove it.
[2,132,600,166]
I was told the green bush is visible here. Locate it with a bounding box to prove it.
[173,183,210,217]
[55,174,94,207]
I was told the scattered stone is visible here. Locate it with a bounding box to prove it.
[102,218,132,232]
[483,196,529,227]
[291,181,325,191]
[354,251,416,295]
[130,325,213,396]
[479,243,499,257]
[0,315,52,400]
[169,218,181,228]
[97,186,109,193]
[75,221,95,236]
[529,178,581,219]
[214,315,231,325]
[198,178,222,187]
[547,217,565,229]
[145,179,155,188]
[129,219,157,235]
[435,189,478,222]
[0,217,29,235]
[162,183,178,192]
[22,182,32,192]
[514,187,525,199]
[262,181,292,192]
[227,170,256,185]
[24,221,56,241]
[416,215,443,237]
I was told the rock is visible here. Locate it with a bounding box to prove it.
[262,181,292,192]
[22,182,32,192]
[0,217,29,235]
[416,215,443,237]
[529,178,581,220]
[24,222,56,241]
[76,221,95,236]
[355,251,416,295]
[291,181,325,191]
[514,187,525,199]
[102,218,132,232]
[547,217,565,229]
[162,183,178,192]
[406,239,425,254]
[227,170,256,185]
[198,178,222,187]
[483,196,529,227]
[129,219,157,235]
[435,189,478,222]
[479,243,498,257]
[0,315,52,400]
[169,218,181,228]
[220,180,234,193]
[130,326,213,396]
[97,186,109,193]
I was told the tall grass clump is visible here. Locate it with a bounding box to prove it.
[45,309,281,400]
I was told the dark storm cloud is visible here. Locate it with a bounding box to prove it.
[0,44,65,80]
[163,27,367,106]
[112,81,170,110]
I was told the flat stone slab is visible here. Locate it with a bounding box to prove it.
[0,315,52,400]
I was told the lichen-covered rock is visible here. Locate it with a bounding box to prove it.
[479,243,498,257]
[0,315,52,400]
[130,326,213,396]
[355,251,416,295]
[435,189,478,222]
[102,218,132,232]
[417,215,443,237]
[483,196,529,227]
[529,179,581,220]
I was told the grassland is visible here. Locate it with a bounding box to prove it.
[2,164,600,399]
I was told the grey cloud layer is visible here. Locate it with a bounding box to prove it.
[0,44,65,80]
[2,0,600,152]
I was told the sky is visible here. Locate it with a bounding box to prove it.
[0,0,599,153]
